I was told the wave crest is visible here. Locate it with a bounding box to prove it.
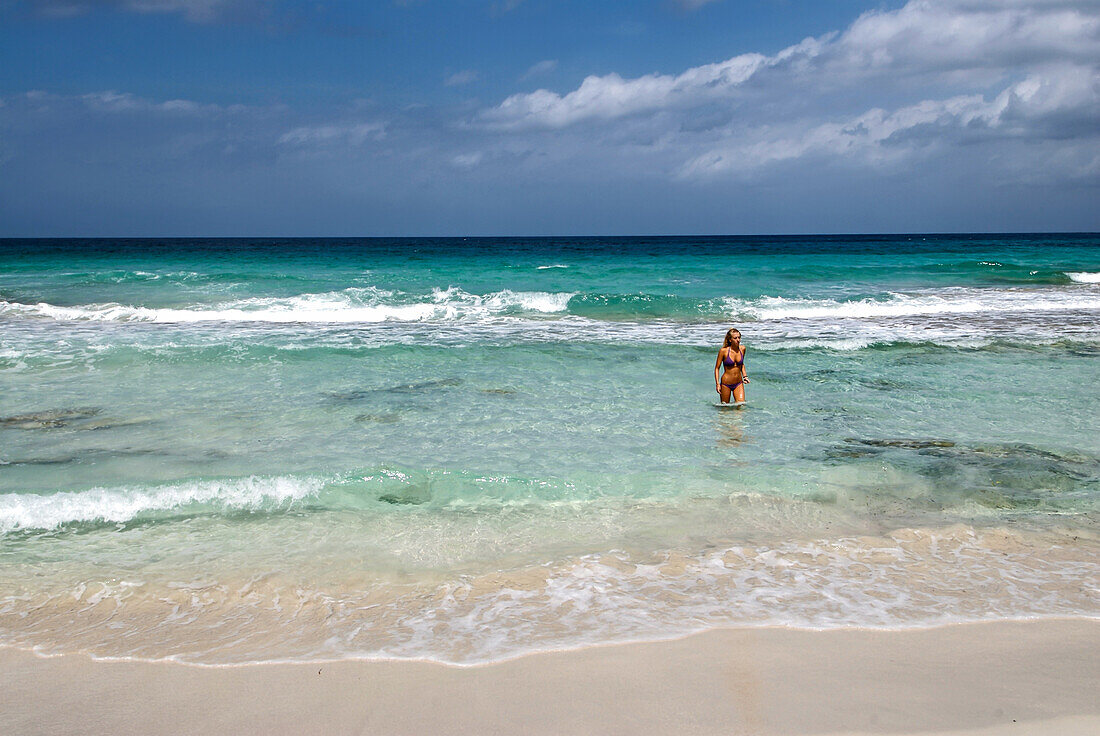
[0,287,574,324]
[3,285,1099,329]
[0,476,323,533]
[729,289,1100,321]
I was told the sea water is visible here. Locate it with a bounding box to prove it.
[1,235,1098,664]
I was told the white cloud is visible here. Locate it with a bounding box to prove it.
[475,0,1100,185]
[451,151,484,168]
[11,89,226,116]
[831,0,1100,73]
[34,2,90,17]
[483,0,1099,131]
[491,0,525,14]
[4,0,1098,234]
[79,90,217,114]
[278,122,386,147]
[123,0,242,22]
[675,0,720,9]
[445,70,479,87]
[521,59,558,81]
[29,0,271,24]
[484,52,768,129]
[677,63,1100,179]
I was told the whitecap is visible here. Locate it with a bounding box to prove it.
[0,286,575,325]
[0,476,323,533]
[725,288,1100,321]
[1067,271,1100,283]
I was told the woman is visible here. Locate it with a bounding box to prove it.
[714,328,749,404]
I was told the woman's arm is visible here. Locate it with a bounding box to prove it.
[714,350,723,393]
[741,347,749,383]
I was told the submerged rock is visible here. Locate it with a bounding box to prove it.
[968,442,1092,464]
[823,448,882,459]
[845,438,956,449]
[0,447,167,467]
[324,378,463,402]
[384,378,462,394]
[856,377,910,391]
[76,417,153,431]
[378,492,427,505]
[805,369,855,383]
[354,413,401,424]
[0,407,101,430]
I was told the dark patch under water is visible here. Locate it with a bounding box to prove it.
[378,491,429,505]
[324,378,463,401]
[354,413,402,424]
[821,437,1100,510]
[0,407,102,429]
[846,438,957,449]
[0,443,238,469]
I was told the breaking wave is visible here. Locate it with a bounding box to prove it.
[4,283,1100,326]
[728,288,1100,321]
[0,476,323,533]
[0,524,1096,665]
[0,287,574,324]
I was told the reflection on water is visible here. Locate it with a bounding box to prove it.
[714,410,747,449]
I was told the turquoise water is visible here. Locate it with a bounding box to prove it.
[1,235,1098,663]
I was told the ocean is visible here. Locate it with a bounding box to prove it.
[1,234,1098,665]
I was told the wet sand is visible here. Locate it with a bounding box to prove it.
[2,619,1097,735]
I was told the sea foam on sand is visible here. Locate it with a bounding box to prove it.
[1,619,1097,735]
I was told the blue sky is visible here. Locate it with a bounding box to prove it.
[1,0,1098,235]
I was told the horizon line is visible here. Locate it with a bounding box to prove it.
[2,231,1098,241]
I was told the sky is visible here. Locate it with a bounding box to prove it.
[0,0,1098,236]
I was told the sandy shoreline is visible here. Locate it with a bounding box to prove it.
[2,619,1098,735]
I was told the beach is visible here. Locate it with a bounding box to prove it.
[1,235,1098,730]
[3,620,1098,735]
[6,0,1100,727]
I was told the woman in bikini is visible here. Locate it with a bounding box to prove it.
[714,328,749,404]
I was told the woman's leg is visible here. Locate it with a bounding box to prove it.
[732,382,746,403]
[719,384,732,403]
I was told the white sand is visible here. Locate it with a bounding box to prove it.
[1,619,1097,735]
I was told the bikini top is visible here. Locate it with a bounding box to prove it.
[723,348,743,367]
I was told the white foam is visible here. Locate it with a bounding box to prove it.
[0,287,575,324]
[369,527,1100,664]
[1067,271,1100,283]
[431,286,574,315]
[0,476,323,533]
[536,264,569,269]
[727,289,1100,321]
[0,347,28,371]
[4,284,1098,328]
[4,525,1093,665]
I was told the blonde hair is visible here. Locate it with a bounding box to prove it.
[722,328,741,348]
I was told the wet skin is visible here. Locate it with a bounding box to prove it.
[714,339,748,404]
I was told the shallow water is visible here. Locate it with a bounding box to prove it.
[1,235,1098,663]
